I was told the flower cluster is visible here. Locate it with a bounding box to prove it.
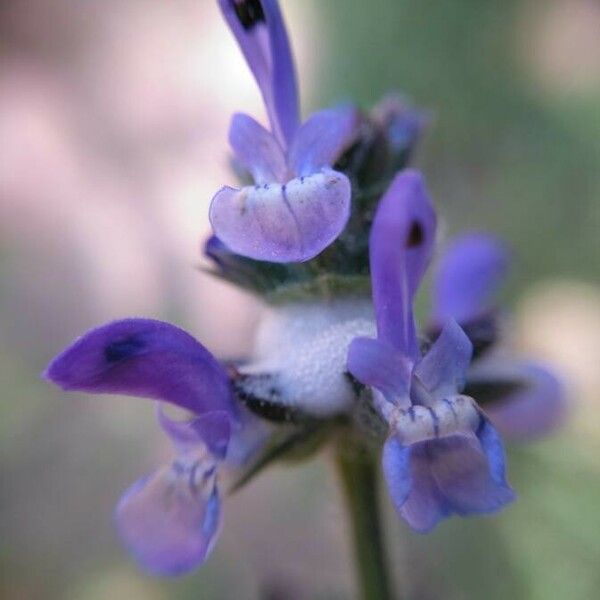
[44,0,564,576]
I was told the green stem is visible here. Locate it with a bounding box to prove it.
[335,440,395,600]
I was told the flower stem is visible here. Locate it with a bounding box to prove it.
[334,440,395,600]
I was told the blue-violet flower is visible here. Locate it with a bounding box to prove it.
[210,0,359,262]
[44,319,238,574]
[347,171,516,532]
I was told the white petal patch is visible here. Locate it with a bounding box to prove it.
[241,300,376,416]
[209,169,351,262]
[389,396,481,446]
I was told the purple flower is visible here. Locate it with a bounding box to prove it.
[44,319,238,575]
[432,233,566,440]
[347,170,515,532]
[210,0,359,263]
[432,233,509,327]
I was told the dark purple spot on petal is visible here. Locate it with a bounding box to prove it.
[406,220,424,247]
[442,398,458,420]
[426,406,440,437]
[231,0,265,31]
[104,337,145,363]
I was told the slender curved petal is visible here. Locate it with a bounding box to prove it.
[209,169,351,262]
[229,113,287,184]
[370,169,437,358]
[288,106,360,176]
[116,454,221,576]
[483,362,566,440]
[347,337,411,400]
[217,0,299,146]
[414,320,473,401]
[433,233,508,324]
[44,319,237,419]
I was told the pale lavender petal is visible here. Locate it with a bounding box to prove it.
[44,319,237,419]
[383,417,514,532]
[288,106,360,176]
[224,407,271,466]
[384,437,451,532]
[433,233,509,325]
[428,421,515,516]
[414,320,473,400]
[370,169,437,358]
[217,0,299,146]
[484,362,566,441]
[116,455,221,575]
[229,113,287,184]
[347,337,411,399]
[209,169,350,262]
[157,406,232,459]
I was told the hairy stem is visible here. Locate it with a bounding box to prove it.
[335,440,395,600]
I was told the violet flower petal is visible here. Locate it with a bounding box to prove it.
[44,319,237,419]
[414,320,473,401]
[433,233,508,325]
[157,406,232,459]
[347,336,412,400]
[288,106,360,176]
[428,419,515,518]
[229,113,287,184]
[116,456,221,576]
[209,169,351,262]
[483,362,566,441]
[370,169,437,358]
[203,234,233,268]
[382,416,514,532]
[383,436,449,532]
[217,0,299,147]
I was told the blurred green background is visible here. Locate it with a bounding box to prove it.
[1,1,599,598]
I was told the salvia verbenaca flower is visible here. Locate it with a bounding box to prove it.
[44,0,564,578]
[210,0,360,262]
[44,319,237,575]
[347,171,515,531]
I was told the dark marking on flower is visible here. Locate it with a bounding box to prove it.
[408,406,416,422]
[442,398,458,421]
[475,414,486,438]
[406,220,424,247]
[426,406,440,437]
[104,336,145,363]
[203,465,216,480]
[231,0,265,31]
